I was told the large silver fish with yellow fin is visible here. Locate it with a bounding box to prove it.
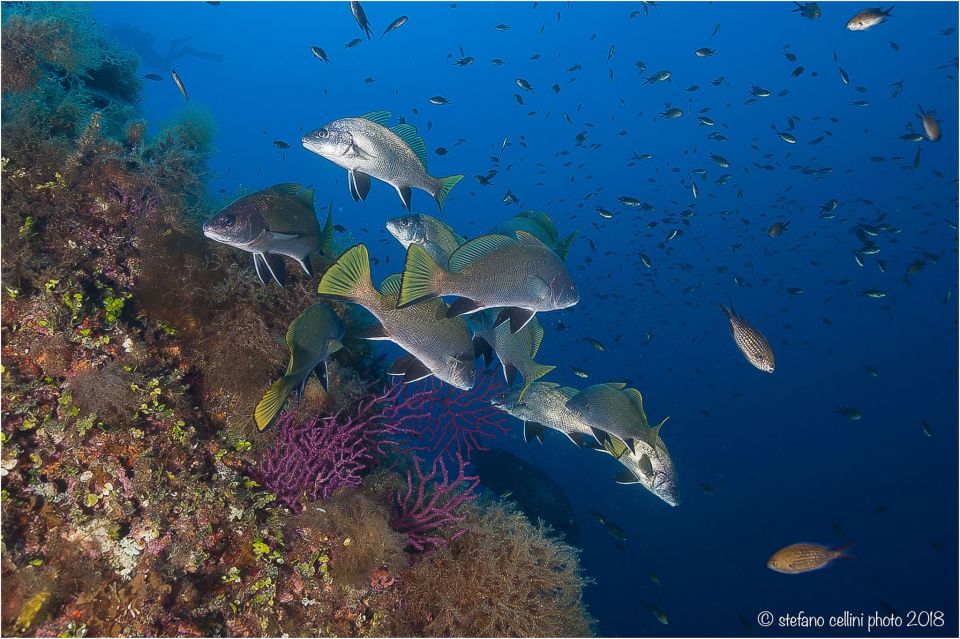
[302,111,463,212]
[397,231,579,334]
[316,244,475,390]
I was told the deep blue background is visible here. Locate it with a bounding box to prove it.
[95,2,958,636]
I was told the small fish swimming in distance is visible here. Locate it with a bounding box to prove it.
[792,1,821,19]
[720,304,775,373]
[768,221,790,238]
[254,304,344,430]
[846,6,894,31]
[590,510,627,541]
[310,46,330,63]
[350,0,374,39]
[302,111,463,212]
[170,66,188,102]
[917,105,941,141]
[381,15,408,37]
[768,542,854,573]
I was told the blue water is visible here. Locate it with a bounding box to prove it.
[96,2,958,635]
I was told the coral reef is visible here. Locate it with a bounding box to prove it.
[389,453,479,552]
[0,4,593,637]
[396,372,512,464]
[383,503,596,637]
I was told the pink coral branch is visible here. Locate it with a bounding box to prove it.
[389,452,479,552]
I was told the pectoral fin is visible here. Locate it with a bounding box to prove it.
[355,322,391,340]
[311,360,329,391]
[348,169,372,201]
[389,354,434,383]
[396,185,413,211]
[494,307,536,334]
[615,469,641,485]
[255,252,286,286]
[446,297,482,318]
[523,421,545,444]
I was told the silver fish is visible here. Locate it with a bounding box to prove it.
[202,183,333,287]
[386,213,465,264]
[317,244,475,390]
[397,232,579,334]
[492,382,679,506]
[302,111,463,211]
[846,6,893,30]
[470,310,554,402]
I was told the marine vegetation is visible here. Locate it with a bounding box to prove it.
[0,5,593,636]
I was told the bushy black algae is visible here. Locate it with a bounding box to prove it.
[0,5,593,637]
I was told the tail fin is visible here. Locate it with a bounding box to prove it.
[556,229,578,260]
[883,5,894,16]
[434,174,464,213]
[832,542,856,559]
[255,376,295,431]
[518,363,555,403]
[317,244,376,304]
[318,202,334,255]
[719,302,734,320]
[398,244,445,308]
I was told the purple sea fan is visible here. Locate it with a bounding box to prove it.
[389,452,479,552]
[257,384,424,511]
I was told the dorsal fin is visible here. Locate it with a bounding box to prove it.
[379,273,403,296]
[529,317,544,358]
[515,230,548,248]
[390,123,428,169]
[604,382,627,390]
[649,416,670,441]
[531,212,558,241]
[622,388,649,424]
[516,210,534,218]
[359,110,392,126]
[270,183,303,195]
[448,234,516,273]
[285,310,303,351]
[297,186,316,208]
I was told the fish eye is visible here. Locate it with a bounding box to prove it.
[221,214,236,227]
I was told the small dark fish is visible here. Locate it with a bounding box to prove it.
[345,38,362,48]
[381,15,408,37]
[516,78,535,92]
[589,511,627,541]
[273,140,290,150]
[170,66,188,102]
[310,46,330,63]
[429,95,452,105]
[792,2,821,19]
[142,73,163,81]
[350,0,374,39]
[435,147,449,156]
